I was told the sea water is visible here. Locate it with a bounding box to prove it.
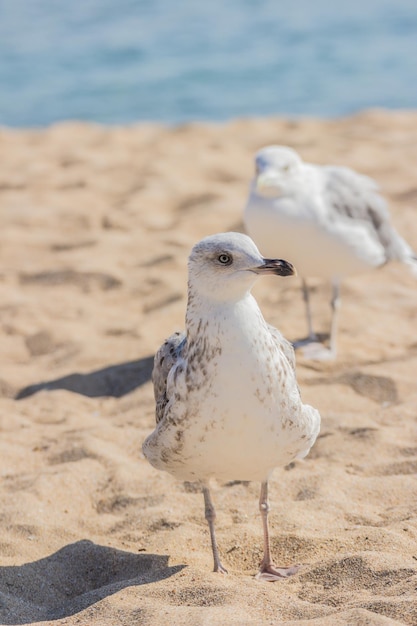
[0,0,416,127]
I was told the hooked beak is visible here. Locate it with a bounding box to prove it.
[253,258,296,277]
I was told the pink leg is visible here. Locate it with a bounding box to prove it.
[203,486,228,574]
[256,481,300,581]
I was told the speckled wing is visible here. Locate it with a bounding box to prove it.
[322,165,413,263]
[267,324,296,373]
[152,331,186,423]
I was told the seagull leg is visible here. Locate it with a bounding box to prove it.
[293,279,319,349]
[302,278,317,342]
[328,278,340,357]
[295,278,338,360]
[256,481,299,581]
[202,485,228,574]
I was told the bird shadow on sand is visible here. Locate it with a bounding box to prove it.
[15,356,154,400]
[0,540,184,624]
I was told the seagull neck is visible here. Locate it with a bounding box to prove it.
[185,289,260,337]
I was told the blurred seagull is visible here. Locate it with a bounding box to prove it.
[244,145,417,359]
[143,232,320,581]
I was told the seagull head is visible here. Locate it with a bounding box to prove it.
[188,232,296,302]
[253,146,303,198]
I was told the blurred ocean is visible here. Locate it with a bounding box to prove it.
[0,0,416,127]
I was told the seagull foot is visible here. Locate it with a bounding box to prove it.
[293,338,336,361]
[297,341,336,361]
[255,563,300,582]
[213,563,228,575]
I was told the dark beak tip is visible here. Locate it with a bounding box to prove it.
[286,262,297,277]
[261,258,296,277]
[281,266,296,277]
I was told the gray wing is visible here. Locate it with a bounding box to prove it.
[323,165,414,263]
[267,324,296,373]
[152,331,186,423]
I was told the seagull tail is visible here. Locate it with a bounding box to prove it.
[389,229,417,278]
[404,254,417,278]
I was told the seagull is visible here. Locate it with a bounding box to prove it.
[143,232,321,580]
[244,145,417,359]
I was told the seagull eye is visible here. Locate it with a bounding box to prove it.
[218,253,232,265]
[282,164,290,172]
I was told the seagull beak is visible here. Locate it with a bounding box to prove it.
[254,258,297,277]
[255,173,284,196]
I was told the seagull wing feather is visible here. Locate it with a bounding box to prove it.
[267,324,296,373]
[152,331,186,423]
[323,165,416,264]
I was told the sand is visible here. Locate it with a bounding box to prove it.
[0,110,416,626]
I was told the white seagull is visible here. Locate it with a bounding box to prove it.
[143,232,320,581]
[244,145,417,359]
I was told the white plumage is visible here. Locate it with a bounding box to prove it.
[244,146,417,358]
[143,232,320,580]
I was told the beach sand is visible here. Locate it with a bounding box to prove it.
[1,110,417,625]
